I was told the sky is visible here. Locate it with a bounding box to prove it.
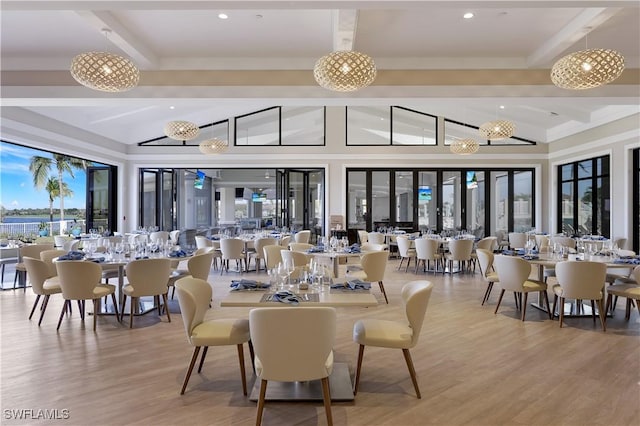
[0,141,91,210]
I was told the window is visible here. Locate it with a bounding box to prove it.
[557,155,610,237]
[235,107,325,146]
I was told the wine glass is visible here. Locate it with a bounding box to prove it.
[277,262,288,291]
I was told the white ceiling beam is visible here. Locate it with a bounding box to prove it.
[333,9,358,51]
[520,104,591,123]
[74,10,158,69]
[526,7,621,67]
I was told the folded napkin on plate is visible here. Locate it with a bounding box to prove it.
[88,257,105,263]
[272,291,301,305]
[331,280,371,290]
[169,250,188,258]
[134,256,150,260]
[521,255,539,260]
[57,251,85,261]
[230,279,270,291]
[502,249,525,256]
[307,246,325,253]
[343,244,361,253]
[614,258,640,264]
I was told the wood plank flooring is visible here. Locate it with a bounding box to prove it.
[1,258,638,425]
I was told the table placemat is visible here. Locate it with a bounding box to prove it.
[259,293,320,303]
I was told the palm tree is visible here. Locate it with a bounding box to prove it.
[44,177,73,222]
[29,154,88,231]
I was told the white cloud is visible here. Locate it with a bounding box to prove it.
[20,182,25,187]
[11,200,19,206]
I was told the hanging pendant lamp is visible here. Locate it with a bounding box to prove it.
[450,138,479,155]
[313,50,377,92]
[199,138,228,154]
[164,121,199,141]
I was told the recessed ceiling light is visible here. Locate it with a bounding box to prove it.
[218,13,228,19]
[499,105,505,109]
[463,12,474,19]
[169,106,175,110]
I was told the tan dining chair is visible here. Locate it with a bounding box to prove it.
[470,236,497,270]
[357,230,368,244]
[508,232,528,250]
[288,242,313,252]
[249,237,277,271]
[553,260,607,331]
[167,252,214,299]
[122,258,172,328]
[55,260,119,331]
[23,256,62,326]
[278,235,291,248]
[250,306,336,425]
[353,280,434,398]
[396,236,416,272]
[367,232,385,245]
[293,230,311,244]
[40,249,67,277]
[359,243,386,252]
[0,246,19,284]
[150,231,170,244]
[493,255,551,321]
[14,243,54,290]
[169,230,181,245]
[263,245,287,271]
[476,249,500,306]
[414,238,443,274]
[605,265,640,322]
[219,238,246,274]
[280,250,310,280]
[346,250,389,304]
[62,239,80,252]
[175,277,252,395]
[445,239,474,273]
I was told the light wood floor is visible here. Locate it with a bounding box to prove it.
[1,258,639,426]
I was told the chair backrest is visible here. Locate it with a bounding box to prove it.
[555,261,606,300]
[448,239,474,261]
[125,258,172,296]
[23,256,52,294]
[169,230,181,244]
[20,243,55,261]
[414,238,439,261]
[357,230,368,244]
[476,236,497,252]
[195,235,213,249]
[613,237,627,250]
[40,249,67,276]
[0,247,19,262]
[263,245,286,270]
[552,236,576,249]
[187,252,214,280]
[401,281,434,347]
[54,235,69,248]
[493,255,532,292]
[495,230,508,243]
[279,236,291,248]
[360,250,389,282]
[396,237,413,257]
[281,250,310,268]
[508,232,528,249]
[293,230,311,244]
[249,307,336,382]
[360,243,386,252]
[175,277,212,340]
[253,238,277,258]
[289,243,313,252]
[534,235,550,251]
[219,238,244,260]
[62,239,80,252]
[193,247,214,256]
[149,231,169,244]
[632,265,640,284]
[367,232,385,245]
[475,249,494,278]
[55,260,103,300]
[129,233,148,245]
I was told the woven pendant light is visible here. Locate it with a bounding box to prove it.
[164,121,199,141]
[479,120,515,140]
[551,48,625,90]
[199,138,228,154]
[313,50,377,92]
[450,138,479,155]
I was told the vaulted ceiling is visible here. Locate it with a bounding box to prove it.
[1,1,639,147]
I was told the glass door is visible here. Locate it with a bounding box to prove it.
[465,171,485,238]
[418,171,437,233]
[442,171,461,231]
[274,169,324,233]
[86,165,116,233]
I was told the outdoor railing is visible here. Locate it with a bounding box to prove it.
[0,220,86,238]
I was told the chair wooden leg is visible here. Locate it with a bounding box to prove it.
[248,340,256,373]
[521,292,529,321]
[494,289,505,315]
[321,377,333,425]
[481,283,493,305]
[590,300,597,323]
[197,346,209,373]
[552,295,558,319]
[56,300,69,331]
[155,295,161,315]
[237,344,247,396]
[558,297,565,327]
[402,348,421,399]
[256,379,268,426]
[162,293,171,322]
[378,281,388,304]
[129,297,135,328]
[79,300,85,320]
[543,291,552,320]
[111,293,120,322]
[354,344,365,395]
[180,346,201,395]
[29,294,41,320]
[93,299,98,331]
[120,294,126,322]
[636,298,640,317]
[38,295,51,326]
[604,294,612,324]
[597,299,606,332]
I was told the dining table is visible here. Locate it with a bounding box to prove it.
[306,250,363,278]
[220,281,378,402]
